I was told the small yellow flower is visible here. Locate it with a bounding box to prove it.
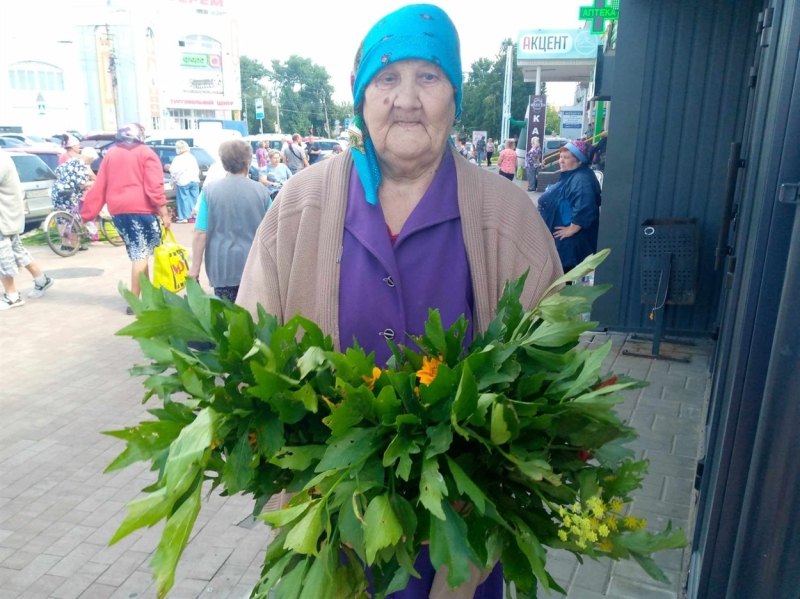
[362,367,382,390]
[576,540,587,549]
[603,516,618,531]
[557,507,567,519]
[598,524,610,537]
[622,516,639,530]
[634,517,647,530]
[416,356,441,386]
[558,530,568,542]
[603,474,616,482]
[586,496,607,518]
[570,525,580,535]
[610,498,625,513]
[572,502,582,514]
[598,539,613,552]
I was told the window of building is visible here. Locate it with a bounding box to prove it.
[7,62,65,92]
[167,108,218,130]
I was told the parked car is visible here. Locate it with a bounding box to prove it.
[0,133,60,149]
[5,150,55,224]
[145,129,241,160]
[0,137,28,149]
[244,134,287,155]
[313,138,344,158]
[20,147,62,171]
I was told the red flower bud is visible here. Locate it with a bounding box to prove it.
[577,450,593,462]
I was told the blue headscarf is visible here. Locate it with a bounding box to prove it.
[348,4,463,205]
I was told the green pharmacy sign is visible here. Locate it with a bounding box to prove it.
[579,0,620,34]
[181,53,209,68]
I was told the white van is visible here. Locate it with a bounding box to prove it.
[145,129,242,158]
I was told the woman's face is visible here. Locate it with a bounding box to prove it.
[559,148,581,172]
[362,59,455,167]
[269,153,280,167]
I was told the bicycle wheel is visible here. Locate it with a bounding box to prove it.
[98,217,125,246]
[44,211,81,257]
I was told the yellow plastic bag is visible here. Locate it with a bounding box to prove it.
[153,229,190,292]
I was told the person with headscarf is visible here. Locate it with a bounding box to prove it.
[81,123,171,311]
[537,140,601,273]
[58,134,81,166]
[51,147,99,250]
[236,5,561,596]
[526,136,542,192]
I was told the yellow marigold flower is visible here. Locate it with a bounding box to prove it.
[622,516,639,530]
[610,499,625,513]
[417,356,441,386]
[634,517,647,530]
[558,530,568,542]
[362,367,382,390]
[598,524,610,537]
[598,539,613,552]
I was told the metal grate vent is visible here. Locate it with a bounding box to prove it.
[640,218,699,305]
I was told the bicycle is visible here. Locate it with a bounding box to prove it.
[43,207,125,257]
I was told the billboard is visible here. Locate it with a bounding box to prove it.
[517,29,599,60]
[527,95,546,151]
[559,104,585,140]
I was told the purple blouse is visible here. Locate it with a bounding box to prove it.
[338,152,503,597]
[339,151,474,366]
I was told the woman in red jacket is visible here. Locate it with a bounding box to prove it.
[81,124,171,312]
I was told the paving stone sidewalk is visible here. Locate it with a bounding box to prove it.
[0,226,709,598]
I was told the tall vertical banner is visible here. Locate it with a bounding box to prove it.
[527,95,546,150]
[94,28,118,131]
[145,30,160,119]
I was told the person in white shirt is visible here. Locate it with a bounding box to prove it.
[0,151,53,310]
[169,141,200,223]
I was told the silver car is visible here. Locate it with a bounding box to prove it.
[6,151,56,224]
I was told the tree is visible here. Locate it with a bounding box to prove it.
[240,56,276,134]
[460,41,552,142]
[546,105,561,136]
[268,56,335,137]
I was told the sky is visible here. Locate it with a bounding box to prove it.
[9,0,588,107]
[234,0,588,106]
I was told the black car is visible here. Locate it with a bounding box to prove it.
[150,145,215,183]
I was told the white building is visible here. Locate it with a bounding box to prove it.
[0,0,242,136]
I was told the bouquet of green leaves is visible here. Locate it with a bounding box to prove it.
[105,250,686,598]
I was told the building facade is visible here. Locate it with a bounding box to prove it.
[0,0,242,136]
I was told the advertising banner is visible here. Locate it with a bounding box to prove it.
[517,29,599,60]
[527,95,546,151]
[559,104,585,140]
[94,29,118,131]
[472,131,487,151]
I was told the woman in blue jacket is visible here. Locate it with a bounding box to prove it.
[537,140,602,272]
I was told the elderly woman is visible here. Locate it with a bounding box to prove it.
[526,136,542,192]
[51,147,98,250]
[169,140,200,223]
[187,140,271,303]
[497,139,517,181]
[237,4,561,597]
[537,140,601,273]
[264,149,292,197]
[58,134,81,166]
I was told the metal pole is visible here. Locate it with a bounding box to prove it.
[536,66,541,96]
[259,117,263,134]
[501,45,513,144]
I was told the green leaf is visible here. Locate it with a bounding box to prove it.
[109,487,173,545]
[389,494,418,540]
[339,496,366,561]
[258,500,316,528]
[578,469,599,506]
[151,476,202,598]
[490,403,510,446]
[525,320,597,348]
[254,552,294,597]
[323,384,369,435]
[419,456,448,520]
[299,543,336,599]
[383,434,421,481]
[452,362,478,422]
[425,423,453,458]
[221,432,255,494]
[630,551,671,585]
[511,518,550,592]
[184,277,212,332]
[271,446,326,471]
[616,522,688,554]
[164,408,217,497]
[419,364,458,405]
[275,558,309,599]
[445,456,487,514]
[517,459,556,483]
[284,501,324,555]
[104,420,184,473]
[374,385,402,424]
[290,384,319,413]
[363,494,403,564]
[423,310,448,357]
[254,416,285,460]
[593,436,636,467]
[117,306,212,342]
[298,346,327,379]
[429,501,472,589]
[563,340,613,398]
[136,338,175,364]
[468,393,495,427]
[316,427,378,472]
[249,363,295,399]
[540,249,610,298]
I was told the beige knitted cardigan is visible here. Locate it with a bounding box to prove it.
[237,146,562,344]
[237,147,561,597]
